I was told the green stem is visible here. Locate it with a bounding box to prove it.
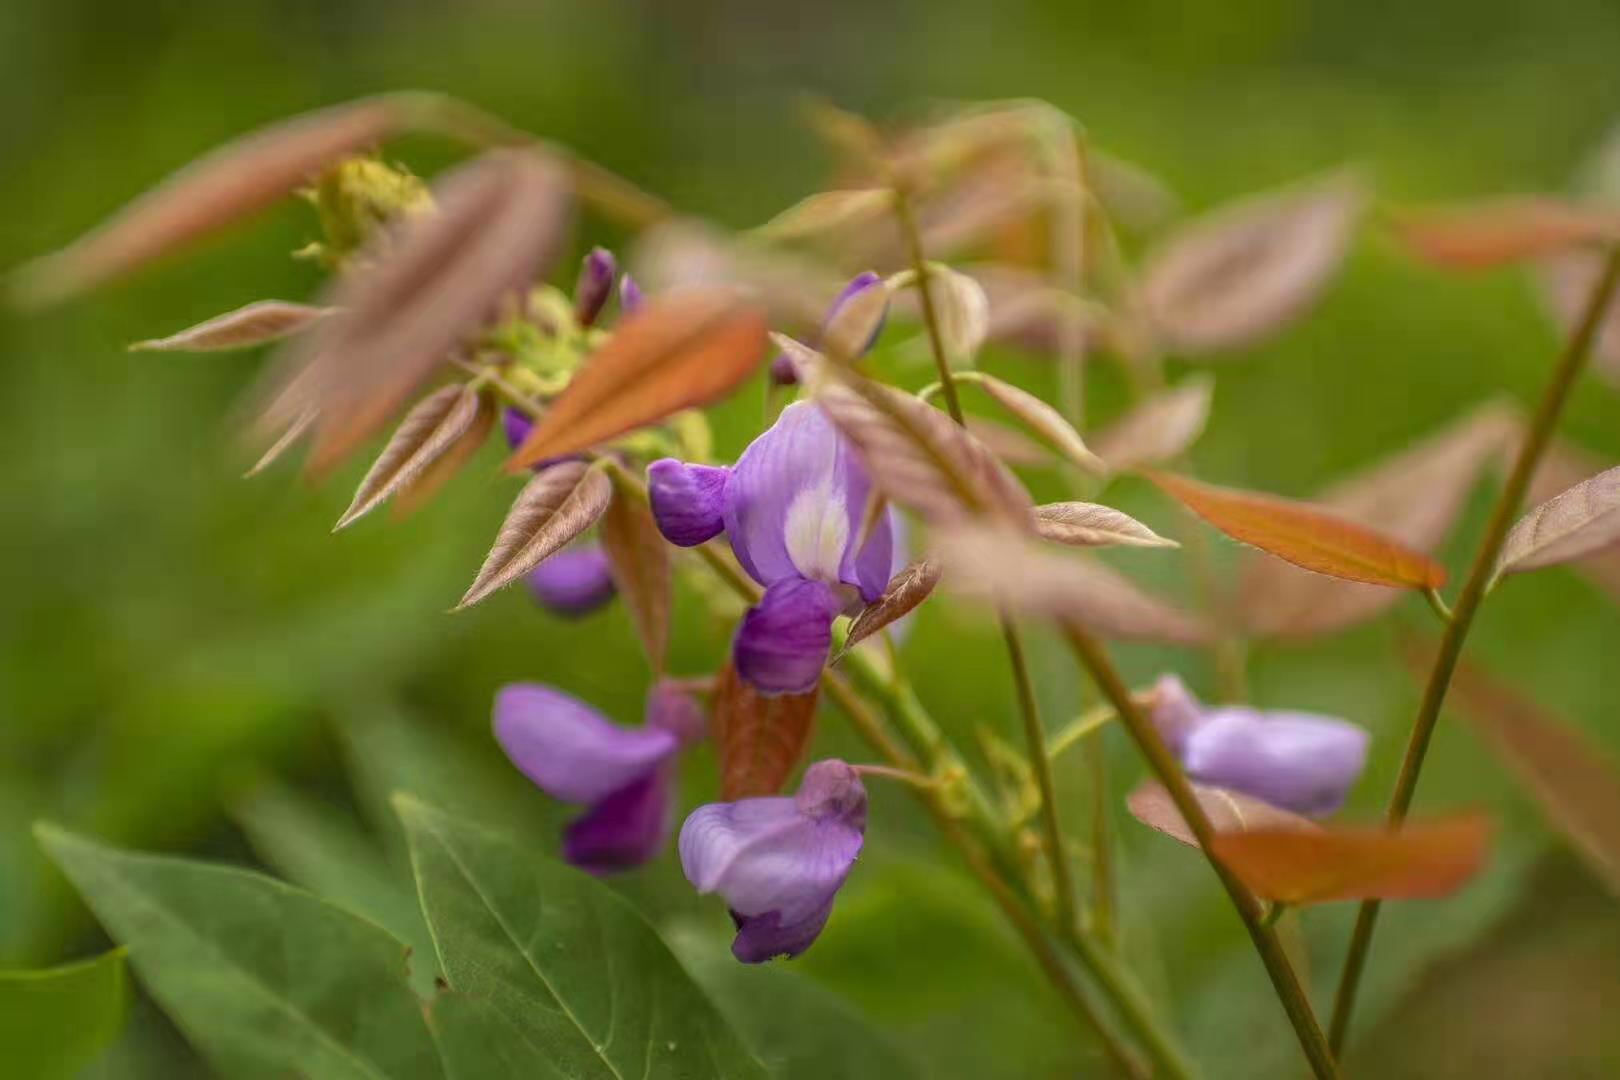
[1327,244,1620,1054]
[891,185,965,423]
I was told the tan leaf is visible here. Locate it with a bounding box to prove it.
[131,300,333,352]
[755,189,891,241]
[936,524,1208,645]
[965,416,1054,467]
[599,477,672,672]
[839,557,942,658]
[1392,197,1620,270]
[964,373,1104,473]
[1033,502,1178,549]
[456,461,612,610]
[1528,441,1620,604]
[1210,815,1491,904]
[242,409,316,478]
[1126,781,1317,849]
[712,662,819,799]
[630,218,841,332]
[1140,173,1363,354]
[1150,470,1448,589]
[334,384,484,530]
[812,372,1033,526]
[927,267,991,364]
[1497,464,1620,577]
[1537,252,1620,388]
[12,97,403,307]
[391,394,495,518]
[1091,376,1213,473]
[508,288,767,469]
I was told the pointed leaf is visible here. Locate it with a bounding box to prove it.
[243,408,316,478]
[131,300,333,352]
[1209,815,1490,904]
[1033,502,1178,549]
[713,661,821,799]
[965,415,1055,467]
[1140,173,1363,353]
[508,288,767,468]
[35,824,442,1080]
[395,797,766,1078]
[0,951,127,1080]
[599,476,672,671]
[1091,376,1213,473]
[840,557,942,657]
[1150,470,1448,588]
[336,384,485,529]
[756,188,891,241]
[456,460,612,610]
[391,395,495,518]
[1497,464,1620,576]
[964,373,1104,473]
[1393,197,1620,270]
[1537,252,1620,387]
[1528,440,1620,604]
[1126,781,1316,849]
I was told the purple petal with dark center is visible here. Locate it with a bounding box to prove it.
[527,545,617,616]
[494,683,678,805]
[563,767,673,874]
[733,577,842,694]
[1182,708,1370,817]
[730,895,836,962]
[647,459,730,546]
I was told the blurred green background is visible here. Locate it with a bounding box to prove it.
[3,0,1619,1076]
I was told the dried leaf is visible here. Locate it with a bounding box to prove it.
[1497,465,1620,577]
[1537,252,1620,387]
[334,384,484,529]
[812,371,1033,525]
[1150,470,1448,589]
[1528,440,1620,603]
[965,373,1104,473]
[131,300,333,352]
[965,416,1054,467]
[839,558,942,657]
[508,289,766,469]
[391,394,494,518]
[936,524,1208,645]
[1126,781,1316,849]
[1091,376,1213,473]
[1210,815,1491,904]
[12,97,403,306]
[1033,502,1178,549]
[456,461,612,610]
[1392,197,1620,270]
[1140,173,1363,354]
[599,478,672,672]
[243,409,315,478]
[712,662,819,799]
[755,189,891,241]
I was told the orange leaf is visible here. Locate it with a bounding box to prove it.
[1149,471,1447,589]
[712,662,819,799]
[1127,781,1317,849]
[508,288,767,469]
[1392,197,1620,270]
[1210,815,1490,904]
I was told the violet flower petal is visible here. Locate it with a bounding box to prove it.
[494,683,678,805]
[619,273,643,315]
[1148,674,1206,758]
[647,459,731,546]
[1182,708,1370,817]
[503,406,533,452]
[563,767,673,874]
[573,247,616,328]
[822,270,889,355]
[646,680,706,745]
[733,577,843,694]
[526,545,617,616]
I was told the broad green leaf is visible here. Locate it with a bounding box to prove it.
[396,796,766,1079]
[36,823,442,1080]
[426,993,560,1080]
[0,949,127,1080]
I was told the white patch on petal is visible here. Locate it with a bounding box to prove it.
[783,478,851,582]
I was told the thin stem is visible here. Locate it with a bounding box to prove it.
[1048,704,1117,760]
[850,764,940,790]
[1084,736,1116,947]
[1422,586,1454,624]
[890,185,965,423]
[1327,244,1620,1053]
[1064,625,1339,1080]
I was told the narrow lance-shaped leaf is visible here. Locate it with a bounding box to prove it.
[1126,781,1316,849]
[131,300,334,352]
[456,460,612,610]
[1392,196,1620,270]
[335,383,486,529]
[1537,252,1620,388]
[0,950,127,1080]
[1150,470,1448,589]
[962,373,1105,473]
[508,288,767,468]
[242,408,315,478]
[598,475,672,672]
[1496,464,1620,577]
[1091,375,1213,473]
[838,557,942,659]
[391,395,495,519]
[965,416,1054,467]
[755,188,891,241]
[1033,502,1178,549]
[1528,440,1620,604]
[712,662,821,799]
[1209,815,1491,905]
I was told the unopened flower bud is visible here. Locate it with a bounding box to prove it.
[619,274,644,315]
[573,247,617,328]
[928,267,990,369]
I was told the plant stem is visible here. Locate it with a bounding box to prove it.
[1327,244,1620,1054]
[890,185,965,423]
[1064,625,1340,1080]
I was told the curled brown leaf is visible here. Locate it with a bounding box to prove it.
[839,557,942,659]
[456,460,612,610]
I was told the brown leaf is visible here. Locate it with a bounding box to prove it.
[12,98,405,306]
[131,300,333,352]
[812,372,1033,525]
[839,557,942,658]
[1497,464,1620,577]
[1240,404,1519,637]
[334,384,484,530]
[1126,780,1317,849]
[1150,470,1448,589]
[927,267,991,364]
[712,661,820,799]
[630,218,841,332]
[964,416,1054,467]
[1210,815,1491,904]
[242,409,316,478]
[1528,441,1620,603]
[390,394,495,518]
[1537,252,1620,388]
[257,148,572,476]
[1392,197,1620,270]
[936,524,1208,645]
[1033,502,1178,549]
[599,477,672,672]
[1140,173,1364,354]
[756,189,891,241]
[508,288,766,469]
[964,373,1104,473]
[1091,376,1213,473]
[456,461,612,610]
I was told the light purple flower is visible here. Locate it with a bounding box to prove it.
[647,402,894,694]
[526,544,617,616]
[1148,675,1370,817]
[574,247,617,327]
[494,681,703,873]
[680,759,866,963]
[769,271,888,386]
[619,273,643,315]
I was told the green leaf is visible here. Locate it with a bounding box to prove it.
[0,949,128,1080]
[35,822,443,1080]
[396,796,766,1079]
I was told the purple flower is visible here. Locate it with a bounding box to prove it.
[503,406,534,453]
[680,759,866,962]
[769,271,889,387]
[494,681,704,873]
[619,273,644,316]
[526,544,617,616]
[1148,675,1370,817]
[647,402,894,694]
[574,247,617,327]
